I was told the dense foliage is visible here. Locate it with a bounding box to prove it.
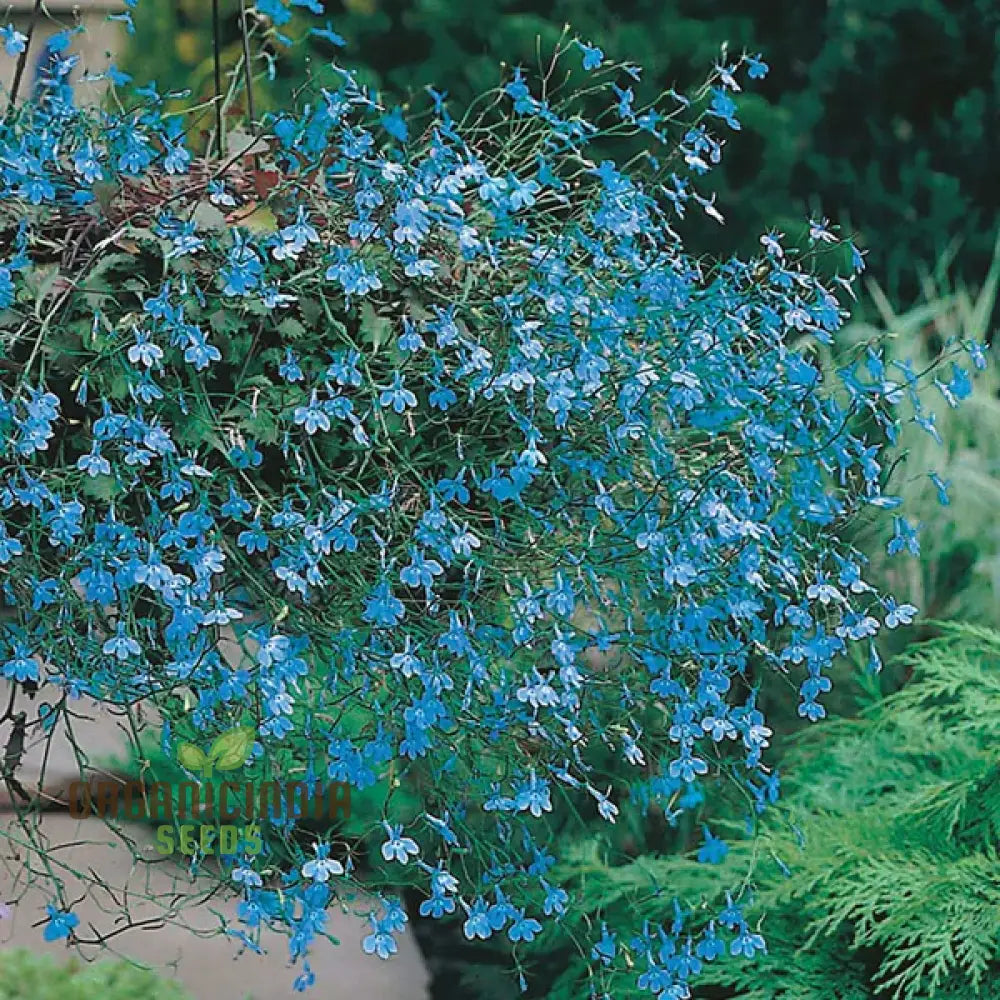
[0,5,980,997]
[123,0,1000,306]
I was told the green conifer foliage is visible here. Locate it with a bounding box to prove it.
[530,623,1000,999]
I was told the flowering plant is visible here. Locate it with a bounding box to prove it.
[0,9,979,996]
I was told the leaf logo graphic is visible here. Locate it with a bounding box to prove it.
[176,742,207,772]
[176,726,255,779]
[208,727,256,771]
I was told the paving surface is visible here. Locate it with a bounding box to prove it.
[0,682,144,812]
[0,680,430,1000]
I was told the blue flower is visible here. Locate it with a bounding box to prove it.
[301,843,345,882]
[884,598,918,629]
[102,627,141,661]
[0,529,24,565]
[311,21,346,46]
[929,471,951,506]
[707,87,740,130]
[746,53,769,79]
[887,516,921,557]
[730,924,767,958]
[43,905,79,941]
[1,24,27,56]
[325,249,382,297]
[514,772,551,817]
[292,962,315,992]
[183,334,221,370]
[380,823,420,864]
[128,332,164,368]
[279,349,304,382]
[423,812,459,847]
[591,923,616,966]
[541,880,568,916]
[221,234,263,296]
[399,549,443,592]
[463,898,493,941]
[380,106,407,142]
[378,372,417,414]
[362,919,398,959]
[293,392,331,435]
[232,866,263,888]
[419,892,454,918]
[76,447,111,478]
[2,645,39,683]
[697,826,729,865]
[696,922,726,961]
[507,908,542,943]
[576,40,604,71]
[256,0,292,25]
[362,580,405,628]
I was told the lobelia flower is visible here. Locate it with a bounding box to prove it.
[301,843,345,882]
[43,905,78,941]
[380,823,420,865]
[0,24,27,56]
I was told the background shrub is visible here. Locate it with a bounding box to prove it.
[0,948,193,1000]
[124,0,1000,307]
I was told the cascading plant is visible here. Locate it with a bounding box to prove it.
[0,8,981,995]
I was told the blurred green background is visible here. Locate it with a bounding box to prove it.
[123,0,1000,309]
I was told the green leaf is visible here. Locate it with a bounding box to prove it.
[27,264,61,317]
[80,475,121,502]
[299,297,322,327]
[81,253,140,293]
[91,179,120,215]
[243,298,270,316]
[360,301,392,352]
[277,316,306,340]
[191,201,229,232]
[208,308,239,335]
